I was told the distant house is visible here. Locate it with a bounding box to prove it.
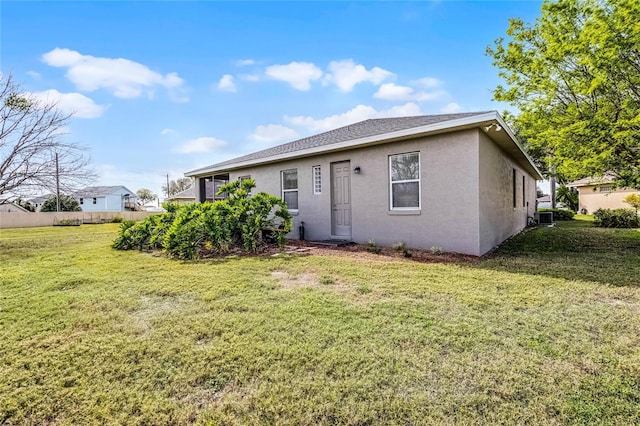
[568,176,639,214]
[185,111,543,256]
[0,201,30,213]
[74,186,138,212]
[28,195,51,212]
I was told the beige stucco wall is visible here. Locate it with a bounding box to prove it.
[0,211,155,229]
[206,129,482,255]
[478,131,537,254]
[577,186,639,214]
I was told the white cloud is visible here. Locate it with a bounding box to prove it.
[285,102,422,133]
[29,89,106,119]
[324,59,394,92]
[265,62,323,91]
[27,71,41,80]
[217,74,236,92]
[160,128,176,135]
[441,102,462,113]
[412,77,442,88]
[41,47,188,101]
[239,74,260,82]
[249,124,298,143]
[235,59,256,66]
[174,137,227,153]
[374,83,447,102]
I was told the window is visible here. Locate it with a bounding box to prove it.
[512,169,517,208]
[599,185,611,192]
[390,152,420,209]
[313,165,322,194]
[92,198,97,204]
[522,175,526,208]
[281,169,298,210]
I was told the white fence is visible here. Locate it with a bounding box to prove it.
[0,211,156,229]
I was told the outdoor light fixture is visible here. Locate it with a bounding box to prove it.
[483,123,503,132]
[353,166,361,174]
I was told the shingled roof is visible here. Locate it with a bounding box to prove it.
[74,185,134,198]
[186,111,543,179]
[186,112,494,175]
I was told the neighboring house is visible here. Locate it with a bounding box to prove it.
[74,186,138,212]
[185,111,543,256]
[568,176,640,214]
[536,195,551,209]
[536,195,566,210]
[28,195,51,212]
[0,201,30,213]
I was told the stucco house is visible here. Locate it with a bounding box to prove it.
[185,111,543,256]
[74,186,137,212]
[568,176,640,214]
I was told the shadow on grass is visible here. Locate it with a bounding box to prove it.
[475,220,640,287]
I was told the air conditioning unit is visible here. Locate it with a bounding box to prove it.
[538,211,553,224]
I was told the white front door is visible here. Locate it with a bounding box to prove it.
[331,161,352,237]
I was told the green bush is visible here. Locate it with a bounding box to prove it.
[538,208,575,221]
[593,208,639,228]
[113,180,292,259]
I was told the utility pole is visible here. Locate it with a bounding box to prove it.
[166,173,170,199]
[55,152,61,212]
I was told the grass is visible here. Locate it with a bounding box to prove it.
[1,220,639,425]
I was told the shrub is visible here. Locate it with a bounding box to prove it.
[393,241,412,258]
[623,193,640,215]
[538,208,575,221]
[366,239,382,254]
[113,180,292,259]
[593,208,639,228]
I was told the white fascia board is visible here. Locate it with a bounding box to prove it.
[494,113,545,180]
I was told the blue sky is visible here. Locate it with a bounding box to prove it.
[2,1,544,198]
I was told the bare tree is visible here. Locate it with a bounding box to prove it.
[162,177,193,197]
[0,73,95,199]
[136,188,157,205]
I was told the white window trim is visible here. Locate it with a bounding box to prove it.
[313,165,322,195]
[281,169,299,211]
[389,152,421,211]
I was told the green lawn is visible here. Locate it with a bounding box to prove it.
[1,220,639,425]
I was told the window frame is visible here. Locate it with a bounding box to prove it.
[389,152,421,211]
[281,169,299,211]
[312,165,322,195]
[522,175,526,208]
[512,169,517,209]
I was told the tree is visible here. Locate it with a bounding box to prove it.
[624,193,640,215]
[41,195,82,212]
[556,184,579,211]
[487,0,640,189]
[0,73,96,199]
[162,177,193,197]
[136,188,157,205]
